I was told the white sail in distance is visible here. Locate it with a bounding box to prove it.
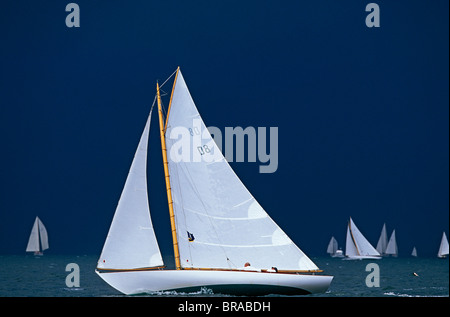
[327,237,338,255]
[26,216,49,253]
[97,109,164,270]
[38,218,49,251]
[345,224,358,257]
[376,223,387,255]
[164,70,319,271]
[438,232,449,258]
[345,218,380,258]
[385,229,398,257]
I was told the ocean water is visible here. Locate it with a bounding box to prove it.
[0,254,448,297]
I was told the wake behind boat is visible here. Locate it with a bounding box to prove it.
[95,68,333,295]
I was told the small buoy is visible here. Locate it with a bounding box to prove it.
[413,272,419,277]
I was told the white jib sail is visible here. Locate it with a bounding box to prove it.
[38,218,49,251]
[26,217,40,252]
[376,223,387,255]
[97,109,164,270]
[438,232,449,257]
[346,218,380,257]
[165,70,319,271]
[385,229,397,256]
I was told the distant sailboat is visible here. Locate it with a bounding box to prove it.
[95,68,333,295]
[437,232,449,259]
[376,223,387,256]
[327,236,344,258]
[411,246,417,257]
[385,229,398,257]
[345,218,381,260]
[26,216,49,256]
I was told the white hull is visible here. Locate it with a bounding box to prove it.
[96,269,333,295]
[344,255,382,260]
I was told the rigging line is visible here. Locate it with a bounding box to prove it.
[155,67,177,124]
[159,68,179,89]
[157,97,168,124]
[162,100,168,122]
[160,89,168,97]
[149,94,157,113]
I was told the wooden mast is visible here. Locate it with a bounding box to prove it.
[156,73,181,270]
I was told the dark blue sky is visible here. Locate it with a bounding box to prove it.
[0,1,448,257]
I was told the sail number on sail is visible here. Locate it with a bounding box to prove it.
[187,126,213,155]
[169,117,278,173]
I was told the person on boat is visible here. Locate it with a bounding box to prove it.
[267,267,278,273]
[241,262,261,272]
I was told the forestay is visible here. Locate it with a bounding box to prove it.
[164,70,318,271]
[97,110,164,270]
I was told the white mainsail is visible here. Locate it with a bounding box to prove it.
[164,70,318,271]
[385,229,398,257]
[411,246,417,257]
[26,216,49,253]
[327,236,343,257]
[97,109,164,270]
[376,223,387,255]
[345,218,381,259]
[437,232,449,258]
[345,225,358,257]
[327,237,338,255]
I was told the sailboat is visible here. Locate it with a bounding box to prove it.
[95,68,333,295]
[437,232,449,258]
[344,217,381,260]
[376,223,387,256]
[327,236,344,258]
[26,216,49,256]
[385,229,398,257]
[411,246,417,257]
